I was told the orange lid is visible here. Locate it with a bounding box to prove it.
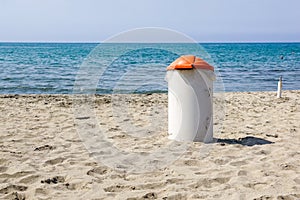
[167,55,214,71]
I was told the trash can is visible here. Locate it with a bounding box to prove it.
[166,55,215,142]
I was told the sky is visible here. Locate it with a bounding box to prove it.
[0,0,300,42]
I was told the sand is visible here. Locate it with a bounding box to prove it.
[0,91,299,200]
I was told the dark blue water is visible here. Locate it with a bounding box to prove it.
[0,42,299,94]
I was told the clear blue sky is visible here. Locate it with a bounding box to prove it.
[0,0,299,42]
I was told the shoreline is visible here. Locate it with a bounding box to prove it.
[0,89,299,96]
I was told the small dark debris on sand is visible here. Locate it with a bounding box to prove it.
[41,176,65,184]
[34,145,55,151]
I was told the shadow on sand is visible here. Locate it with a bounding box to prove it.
[214,136,273,146]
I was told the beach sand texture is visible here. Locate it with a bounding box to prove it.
[0,91,299,199]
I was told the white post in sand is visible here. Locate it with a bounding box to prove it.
[277,76,282,98]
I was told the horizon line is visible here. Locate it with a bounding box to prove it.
[1,40,300,44]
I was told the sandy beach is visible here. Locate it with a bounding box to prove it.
[0,90,299,200]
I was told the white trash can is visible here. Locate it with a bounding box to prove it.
[166,55,215,142]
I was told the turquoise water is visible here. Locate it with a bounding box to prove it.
[0,42,299,94]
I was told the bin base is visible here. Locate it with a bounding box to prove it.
[168,132,213,143]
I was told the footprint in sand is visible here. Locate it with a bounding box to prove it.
[166,178,184,184]
[192,177,231,189]
[237,170,248,176]
[35,188,48,197]
[3,191,26,200]
[19,175,41,184]
[229,160,248,167]
[104,182,164,193]
[183,159,200,166]
[280,163,295,170]
[243,182,268,190]
[87,166,110,177]
[0,184,28,194]
[213,158,231,165]
[45,157,65,165]
[0,171,34,179]
[0,158,8,165]
[64,182,89,191]
[162,193,186,200]
[277,194,300,199]
[0,166,8,173]
[253,195,273,200]
[294,177,300,185]
[142,192,158,199]
[134,182,165,190]
[104,184,128,192]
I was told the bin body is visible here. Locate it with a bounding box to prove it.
[166,55,214,142]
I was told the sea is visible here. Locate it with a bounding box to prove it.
[0,42,299,94]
